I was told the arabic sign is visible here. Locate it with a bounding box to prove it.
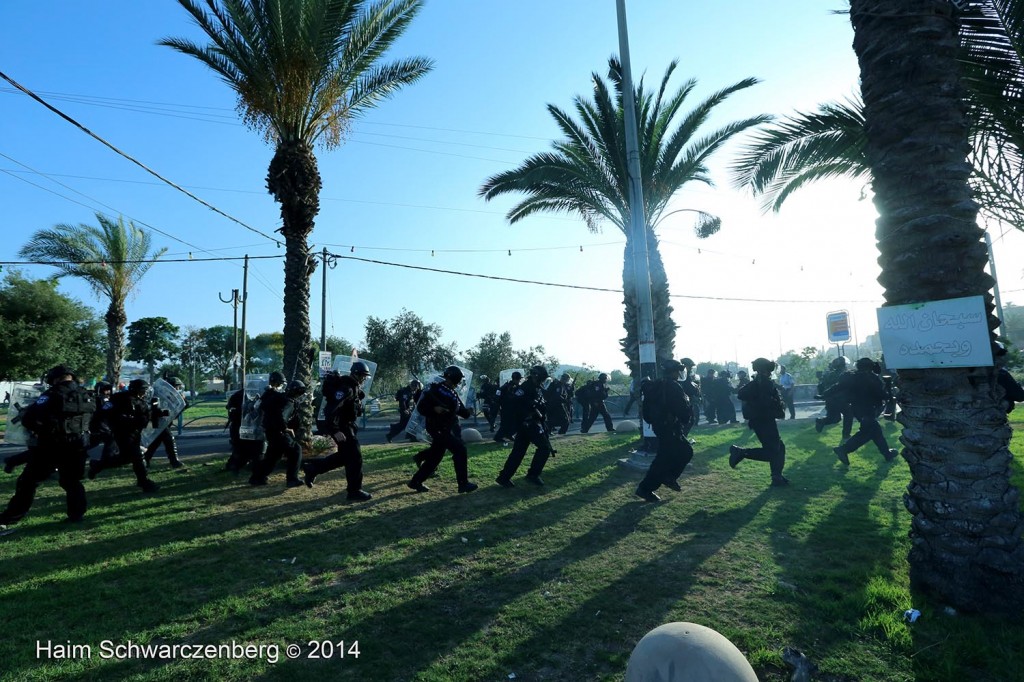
[876,296,993,369]
[826,310,851,343]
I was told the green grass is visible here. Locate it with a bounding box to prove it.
[1,417,1022,681]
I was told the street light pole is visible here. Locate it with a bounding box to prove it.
[218,287,241,391]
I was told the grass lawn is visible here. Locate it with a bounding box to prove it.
[1,416,1022,681]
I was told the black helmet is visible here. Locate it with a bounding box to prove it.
[168,376,185,389]
[96,381,113,394]
[830,356,848,370]
[661,359,684,374]
[511,371,522,381]
[680,357,695,367]
[855,357,876,371]
[720,370,732,379]
[45,365,74,385]
[268,371,286,386]
[751,357,776,373]
[529,365,549,381]
[350,361,371,377]
[286,380,307,397]
[598,373,608,382]
[410,379,422,389]
[561,372,571,381]
[443,365,465,383]
[128,379,150,396]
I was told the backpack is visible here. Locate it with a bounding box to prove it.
[576,381,596,403]
[59,383,97,438]
[642,379,688,427]
[321,371,345,399]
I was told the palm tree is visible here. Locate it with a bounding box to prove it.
[849,0,1024,613]
[19,213,166,382]
[161,0,432,440]
[733,0,1024,231]
[480,58,769,374]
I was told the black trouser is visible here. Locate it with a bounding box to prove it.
[0,440,87,524]
[227,437,263,471]
[411,429,469,486]
[144,429,181,466]
[251,431,302,483]
[581,401,613,432]
[386,412,412,441]
[735,417,786,478]
[704,398,717,423]
[493,408,518,442]
[715,397,736,423]
[89,432,118,463]
[819,401,853,438]
[546,404,570,435]
[781,388,796,419]
[304,427,363,493]
[96,434,151,485]
[484,404,498,430]
[639,425,694,492]
[499,422,552,480]
[837,417,890,457]
[3,448,34,472]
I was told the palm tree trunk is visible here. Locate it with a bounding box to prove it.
[620,229,676,376]
[268,139,322,449]
[851,0,1024,613]
[104,303,126,383]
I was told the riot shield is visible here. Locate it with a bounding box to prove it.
[239,374,270,441]
[141,379,187,448]
[403,366,473,443]
[4,383,44,446]
[499,368,526,387]
[316,358,378,426]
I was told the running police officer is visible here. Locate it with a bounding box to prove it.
[496,366,555,487]
[635,359,694,502]
[250,380,306,487]
[406,366,478,494]
[729,358,789,487]
[386,379,422,443]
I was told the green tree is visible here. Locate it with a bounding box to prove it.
[464,332,559,383]
[197,325,239,386]
[126,316,180,383]
[0,270,105,381]
[363,309,456,390]
[732,1,1024,230]
[249,331,284,373]
[324,335,355,358]
[18,213,166,382]
[849,0,1023,613]
[480,57,768,375]
[178,326,216,396]
[162,0,432,441]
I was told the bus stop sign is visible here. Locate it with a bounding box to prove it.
[826,310,851,343]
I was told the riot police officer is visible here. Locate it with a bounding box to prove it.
[493,371,524,444]
[729,358,789,487]
[0,366,92,526]
[143,379,185,471]
[496,366,555,487]
[406,366,478,494]
[815,356,853,439]
[679,358,701,437]
[302,362,372,501]
[477,375,499,432]
[635,359,694,502]
[386,379,422,443]
[544,372,574,435]
[579,373,615,434]
[831,357,899,465]
[250,379,306,487]
[86,381,117,479]
[95,379,160,493]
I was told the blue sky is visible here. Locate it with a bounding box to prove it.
[3,1,1022,374]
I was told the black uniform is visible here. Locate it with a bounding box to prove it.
[0,380,91,524]
[408,382,474,490]
[579,380,614,433]
[831,368,897,463]
[302,375,367,498]
[497,378,553,484]
[386,384,421,442]
[709,374,737,424]
[143,399,184,469]
[815,367,854,439]
[544,379,574,435]
[637,379,694,496]
[680,375,701,436]
[492,377,523,443]
[730,375,788,485]
[249,389,303,486]
[478,380,499,431]
[94,390,159,491]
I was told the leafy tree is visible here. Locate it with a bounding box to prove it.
[732,1,1024,231]
[126,316,180,382]
[18,213,166,382]
[480,57,768,375]
[162,0,433,442]
[776,346,823,384]
[324,335,355,358]
[249,331,283,373]
[363,309,457,390]
[511,344,559,374]
[178,326,217,396]
[464,332,560,382]
[196,325,239,386]
[849,0,1023,613]
[0,270,105,381]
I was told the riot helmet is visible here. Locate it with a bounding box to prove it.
[168,376,185,389]
[751,357,776,373]
[479,375,489,383]
[598,373,608,383]
[529,365,549,382]
[350,362,371,378]
[44,365,74,385]
[286,380,307,397]
[829,356,848,371]
[442,365,465,383]
[679,357,695,367]
[95,381,113,395]
[661,359,684,376]
[410,379,422,389]
[128,379,150,397]
[720,370,732,379]
[855,357,876,372]
[511,371,522,382]
[268,371,286,387]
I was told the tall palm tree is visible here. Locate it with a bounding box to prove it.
[480,58,769,374]
[849,0,1024,613]
[161,0,432,440]
[733,0,1024,231]
[19,213,166,382]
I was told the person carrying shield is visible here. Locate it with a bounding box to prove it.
[406,366,478,495]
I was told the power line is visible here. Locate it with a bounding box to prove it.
[0,254,283,266]
[0,70,281,245]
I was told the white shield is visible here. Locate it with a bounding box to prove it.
[141,379,187,448]
[239,374,270,441]
[4,383,44,446]
[499,368,526,387]
[404,366,473,443]
[315,358,379,425]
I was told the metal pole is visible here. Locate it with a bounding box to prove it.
[240,255,249,382]
[218,288,241,390]
[616,0,657,383]
[985,231,1005,338]
[321,247,328,351]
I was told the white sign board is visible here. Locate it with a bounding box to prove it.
[826,310,852,343]
[876,296,993,369]
[318,351,333,378]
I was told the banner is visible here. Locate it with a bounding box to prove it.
[876,296,992,369]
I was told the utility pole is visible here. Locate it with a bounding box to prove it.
[218,287,241,391]
[320,248,338,351]
[240,255,249,382]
